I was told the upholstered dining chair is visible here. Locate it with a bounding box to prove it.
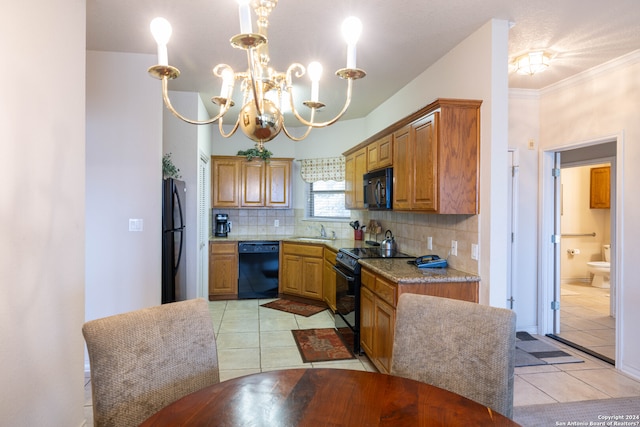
[390,293,517,419]
[82,298,219,427]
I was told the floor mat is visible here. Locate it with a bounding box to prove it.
[260,299,326,317]
[292,328,355,363]
[516,332,584,367]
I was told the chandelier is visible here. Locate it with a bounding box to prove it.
[148,0,366,151]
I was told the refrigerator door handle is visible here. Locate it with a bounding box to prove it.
[174,228,184,274]
[174,184,185,230]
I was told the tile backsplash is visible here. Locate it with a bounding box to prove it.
[212,209,479,274]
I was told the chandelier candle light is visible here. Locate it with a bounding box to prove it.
[148,0,366,151]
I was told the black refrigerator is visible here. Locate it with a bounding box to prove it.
[162,178,187,304]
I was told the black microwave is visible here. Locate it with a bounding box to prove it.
[363,167,393,210]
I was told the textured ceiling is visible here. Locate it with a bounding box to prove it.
[87,0,640,121]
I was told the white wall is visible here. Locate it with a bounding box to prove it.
[86,51,162,319]
[0,0,86,425]
[538,51,640,378]
[560,165,611,281]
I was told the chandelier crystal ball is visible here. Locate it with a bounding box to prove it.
[148,0,366,150]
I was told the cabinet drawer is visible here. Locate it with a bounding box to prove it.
[210,242,237,254]
[324,247,337,263]
[282,243,323,258]
[375,277,396,306]
[361,268,375,290]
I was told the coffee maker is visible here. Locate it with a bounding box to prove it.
[214,213,231,237]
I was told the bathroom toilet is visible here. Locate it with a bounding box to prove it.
[586,245,610,288]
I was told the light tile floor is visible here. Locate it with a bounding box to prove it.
[556,281,615,361]
[84,298,640,423]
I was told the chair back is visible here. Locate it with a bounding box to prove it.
[391,293,516,418]
[83,298,219,426]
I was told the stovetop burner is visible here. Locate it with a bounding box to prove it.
[339,247,413,259]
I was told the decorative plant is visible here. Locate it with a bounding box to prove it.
[163,152,182,179]
[237,145,273,162]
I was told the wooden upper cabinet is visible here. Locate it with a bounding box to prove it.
[367,135,392,171]
[391,126,412,210]
[212,157,240,208]
[437,103,480,214]
[347,99,481,214]
[590,166,610,209]
[212,156,292,208]
[412,114,438,210]
[265,159,291,207]
[393,100,480,214]
[241,161,265,207]
[345,147,366,209]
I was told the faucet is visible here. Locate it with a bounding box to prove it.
[320,225,327,238]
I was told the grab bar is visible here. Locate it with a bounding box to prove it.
[561,232,596,237]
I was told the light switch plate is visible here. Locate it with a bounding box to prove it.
[427,236,433,250]
[471,243,479,260]
[129,218,143,232]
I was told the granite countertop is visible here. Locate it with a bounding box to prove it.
[209,235,361,252]
[210,235,480,284]
[359,258,480,284]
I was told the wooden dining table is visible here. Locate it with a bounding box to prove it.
[140,368,519,426]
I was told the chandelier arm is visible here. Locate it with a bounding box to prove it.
[289,78,354,128]
[218,113,240,138]
[246,48,263,117]
[161,77,231,125]
[281,122,314,141]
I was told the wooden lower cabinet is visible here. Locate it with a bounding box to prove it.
[360,266,478,373]
[360,285,375,356]
[360,268,397,374]
[280,242,324,301]
[374,297,395,374]
[209,242,238,299]
[322,247,337,311]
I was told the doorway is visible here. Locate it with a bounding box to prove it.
[543,141,617,364]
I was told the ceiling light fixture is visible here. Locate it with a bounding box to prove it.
[148,0,366,151]
[514,51,551,76]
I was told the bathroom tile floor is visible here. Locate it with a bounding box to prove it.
[84,298,640,423]
[556,281,615,360]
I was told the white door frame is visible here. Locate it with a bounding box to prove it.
[197,152,211,299]
[538,134,624,367]
[507,149,519,310]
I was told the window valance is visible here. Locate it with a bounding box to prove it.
[299,157,345,183]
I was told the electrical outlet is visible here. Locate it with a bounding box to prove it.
[451,240,458,256]
[528,139,535,150]
[471,243,479,260]
[274,219,279,227]
[427,236,433,250]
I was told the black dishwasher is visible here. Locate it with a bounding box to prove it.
[238,241,279,299]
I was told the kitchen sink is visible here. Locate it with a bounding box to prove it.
[291,236,335,242]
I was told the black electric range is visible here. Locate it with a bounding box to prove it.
[333,247,413,354]
[336,247,413,274]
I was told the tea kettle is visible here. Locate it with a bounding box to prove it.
[381,230,397,256]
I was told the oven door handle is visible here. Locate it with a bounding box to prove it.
[333,265,355,282]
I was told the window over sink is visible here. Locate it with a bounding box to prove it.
[307,181,350,219]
